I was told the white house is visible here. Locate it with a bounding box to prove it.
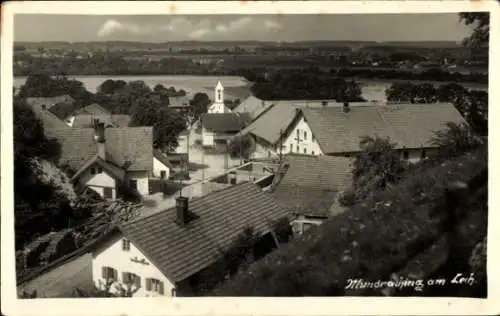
[207,81,232,114]
[200,113,250,148]
[152,150,173,180]
[92,232,176,297]
[237,102,466,163]
[46,121,155,199]
[91,182,290,296]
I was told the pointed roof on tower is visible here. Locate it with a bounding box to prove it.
[216,80,224,90]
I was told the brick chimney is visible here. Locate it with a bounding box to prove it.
[175,196,189,225]
[95,122,106,160]
[343,102,350,113]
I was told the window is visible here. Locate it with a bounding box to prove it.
[103,187,113,199]
[421,148,427,159]
[129,179,138,189]
[296,145,299,152]
[402,150,409,160]
[160,170,167,179]
[289,143,293,152]
[122,272,141,288]
[312,135,315,142]
[312,151,315,155]
[296,129,300,137]
[96,167,103,174]
[122,238,131,251]
[101,266,117,281]
[171,289,177,297]
[303,148,307,154]
[230,177,237,185]
[146,278,164,294]
[303,131,307,140]
[91,168,96,175]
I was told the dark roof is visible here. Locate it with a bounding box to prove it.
[201,113,249,133]
[153,150,175,169]
[72,114,131,128]
[26,98,70,131]
[71,155,126,181]
[75,103,111,116]
[272,154,353,217]
[119,182,289,283]
[233,96,273,120]
[105,127,153,171]
[301,103,466,153]
[46,127,153,172]
[48,102,76,120]
[236,101,299,145]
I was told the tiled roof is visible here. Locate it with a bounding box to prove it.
[45,128,98,171]
[119,182,289,283]
[75,103,111,116]
[236,101,299,145]
[46,127,153,172]
[105,127,153,171]
[72,114,131,128]
[48,102,76,120]
[26,98,70,131]
[201,113,248,133]
[272,154,353,217]
[153,150,175,169]
[302,103,466,153]
[233,96,273,120]
[71,155,126,181]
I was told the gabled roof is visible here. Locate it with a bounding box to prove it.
[72,114,131,128]
[71,155,126,181]
[301,103,466,154]
[74,103,111,116]
[236,101,300,145]
[118,182,289,283]
[233,96,273,120]
[45,128,97,171]
[201,113,249,133]
[105,127,153,171]
[272,154,353,217]
[46,127,153,172]
[26,97,70,131]
[153,150,174,170]
[48,102,76,120]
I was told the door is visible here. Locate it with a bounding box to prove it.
[103,187,113,199]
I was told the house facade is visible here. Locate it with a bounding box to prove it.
[91,183,290,296]
[152,150,173,180]
[92,233,176,297]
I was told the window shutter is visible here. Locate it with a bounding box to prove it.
[112,268,117,280]
[102,266,107,279]
[146,278,152,291]
[122,272,128,282]
[135,275,141,288]
[159,281,164,295]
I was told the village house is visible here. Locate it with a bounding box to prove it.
[68,103,131,128]
[237,102,466,163]
[232,95,272,121]
[270,154,353,235]
[91,182,290,297]
[45,121,172,199]
[200,112,251,149]
[168,96,191,116]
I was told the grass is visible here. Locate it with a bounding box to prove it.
[213,149,487,296]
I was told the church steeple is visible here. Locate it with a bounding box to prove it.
[215,80,224,105]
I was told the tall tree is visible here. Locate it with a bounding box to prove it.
[459,12,490,47]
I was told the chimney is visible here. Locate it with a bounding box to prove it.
[175,196,189,225]
[96,122,106,160]
[343,102,350,113]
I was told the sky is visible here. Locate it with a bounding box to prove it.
[14,14,475,42]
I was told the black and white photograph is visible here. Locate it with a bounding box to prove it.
[1,1,497,315]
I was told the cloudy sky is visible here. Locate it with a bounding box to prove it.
[14,14,474,42]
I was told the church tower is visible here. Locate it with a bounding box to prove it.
[208,80,227,114]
